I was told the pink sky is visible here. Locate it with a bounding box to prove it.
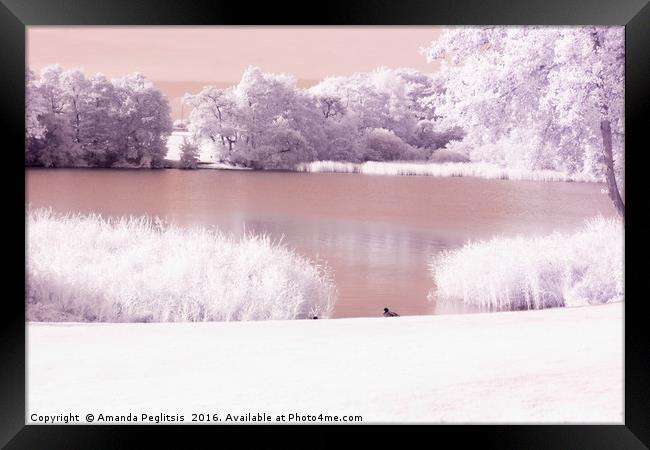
[27,26,442,119]
[27,26,443,82]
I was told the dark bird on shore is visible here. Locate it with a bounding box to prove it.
[383,308,399,317]
[312,316,318,319]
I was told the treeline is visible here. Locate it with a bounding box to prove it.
[26,65,172,168]
[184,26,624,198]
[27,25,624,199]
[184,67,463,170]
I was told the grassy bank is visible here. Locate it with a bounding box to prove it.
[27,208,336,322]
[28,303,622,423]
[429,217,624,311]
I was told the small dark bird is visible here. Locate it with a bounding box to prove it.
[312,316,318,319]
[383,307,399,317]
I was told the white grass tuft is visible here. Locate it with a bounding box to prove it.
[297,160,600,182]
[26,208,337,322]
[428,217,624,311]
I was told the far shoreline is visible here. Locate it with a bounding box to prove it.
[25,160,605,184]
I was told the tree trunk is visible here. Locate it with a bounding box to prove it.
[600,119,625,220]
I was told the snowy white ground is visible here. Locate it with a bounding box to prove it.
[27,303,623,424]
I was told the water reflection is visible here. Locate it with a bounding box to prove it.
[207,215,465,317]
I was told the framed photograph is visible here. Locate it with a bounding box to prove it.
[4,0,647,447]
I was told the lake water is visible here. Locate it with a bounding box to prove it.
[25,169,616,318]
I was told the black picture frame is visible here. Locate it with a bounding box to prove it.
[3,0,647,447]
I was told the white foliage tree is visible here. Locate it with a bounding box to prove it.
[26,66,172,168]
[25,69,49,140]
[243,124,315,170]
[184,86,241,159]
[187,67,319,169]
[309,67,455,159]
[112,73,173,168]
[179,137,200,169]
[422,26,624,217]
[361,128,423,162]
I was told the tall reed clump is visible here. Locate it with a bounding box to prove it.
[428,217,623,311]
[26,208,337,322]
[297,160,599,182]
